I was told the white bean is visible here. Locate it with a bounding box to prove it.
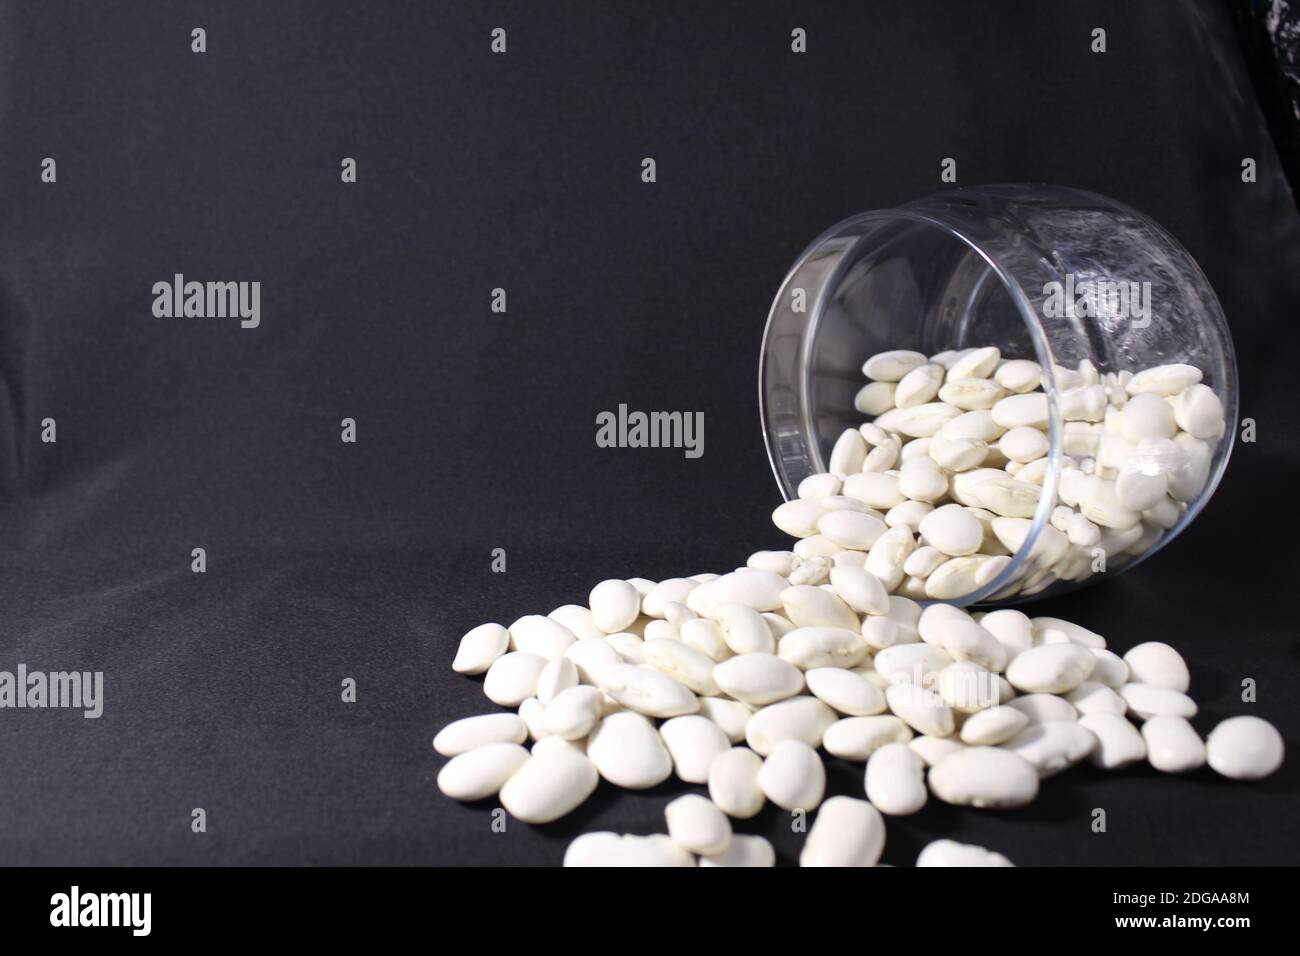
[967,476,1040,518]
[917,839,1013,867]
[1172,384,1224,439]
[1060,383,1107,422]
[823,715,913,761]
[696,696,753,743]
[483,652,549,706]
[710,568,789,611]
[979,609,1033,661]
[707,747,766,818]
[778,626,868,670]
[898,456,949,501]
[642,637,721,695]
[909,734,965,767]
[1205,715,1284,780]
[781,585,861,630]
[536,656,578,705]
[698,834,775,867]
[642,578,698,617]
[928,746,1039,808]
[1119,682,1197,720]
[1000,721,1096,777]
[939,377,1006,411]
[919,504,983,557]
[805,667,886,716]
[854,381,898,416]
[1142,715,1205,773]
[865,742,927,815]
[1079,712,1147,769]
[874,402,962,438]
[604,632,646,664]
[995,359,1041,393]
[1005,694,1078,725]
[547,605,606,642]
[588,579,642,633]
[597,663,699,718]
[1064,681,1127,716]
[828,565,890,615]
[713,653,804,705]
[939,620,1008,672]
[960,705,1030,745]
[758,740,826,811]
[948,346,1001,380]
[1125,363,1202,395]
[998,426,1049,463]
[518,697,548,741]
[499,748,599,824]
[885,682,955,737]
[659,714,731,784]
[930,432,989,472]
[894,362,945,407]
[1118,392,1177,442]
[1005,643,1096,694]
[800,796,885,866]
[862,349,928,382]
[678,618,731,662]
[862,438,901,472]
[665,793,731,855]
[437,742,530,801]
[564,636,621,683]
[829,427,868,475]
[1030,617,1106,648]
[865,526,916,588]
[991,393,1048,429]
[843,471,906,509]
[861,595,922,649]
[817,509,888,551]
[1087,647,1130,688]
[798,473,841,500]
[1086,647,1128,691]
[452,623,510,674]
[586,712,673,789]
[1122,641,1190,692]
[902,544,946,578]
[873,642,952,687]
[564,832,694,867]
[715,602,776,655]
[532,735,586,757]
[745,696,837,755]
[543,685,605,740]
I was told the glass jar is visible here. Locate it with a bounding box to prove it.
[760,184,1237,605]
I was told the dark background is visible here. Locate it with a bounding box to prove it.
[0,0,1296,866]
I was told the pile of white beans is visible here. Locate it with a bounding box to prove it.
[786,347,1227,600]
[435,578,1284,866]
[430,345,1274,866]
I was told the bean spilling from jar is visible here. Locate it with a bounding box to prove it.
[775,347,1226,601]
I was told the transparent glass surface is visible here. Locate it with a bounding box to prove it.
[760,185,1237,605]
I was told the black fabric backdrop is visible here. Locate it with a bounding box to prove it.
[1,0,1297,866]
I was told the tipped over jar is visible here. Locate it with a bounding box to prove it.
[760,185,1237,605]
